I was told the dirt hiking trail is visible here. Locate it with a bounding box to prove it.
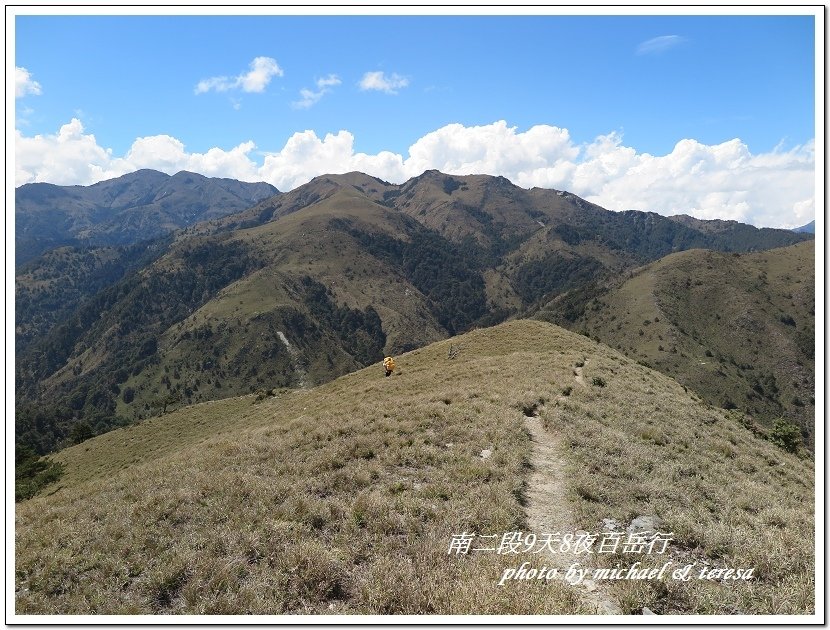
[523,360,622,615]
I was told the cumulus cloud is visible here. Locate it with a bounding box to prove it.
[14,119,814,228]
[195,56,283,94]
[15,119,113,185]
[16,66,42,98]
[257,129,407,188]
[15,118,259,186]
[406,121,580,180]
[359,71,409,94]
[570,136,815,227]
[292,74,341,109]
[636,35,686,55]
[120,135,259,180]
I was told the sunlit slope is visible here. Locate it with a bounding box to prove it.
[16,320,813,615]
[542,241,815,445]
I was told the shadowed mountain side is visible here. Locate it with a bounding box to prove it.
[669,214,816,247]
[792,220,815,234]
[15,169,279,264]
[15,239,171,353]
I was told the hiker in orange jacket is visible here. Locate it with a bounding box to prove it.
[383,356,396,377]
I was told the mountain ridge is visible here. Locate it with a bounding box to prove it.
[793,220,815,234]
[537,241,815,446]
[15,170,814,453]
[15,169,279,264]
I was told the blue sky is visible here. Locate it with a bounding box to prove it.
[12,10,819,228]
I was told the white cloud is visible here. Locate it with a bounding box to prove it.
[14,119,814,228]
[15,119,114,185]
[359,71,409,94]
[316,74,341,89]
[14,118,259,186]
[195,56,283,94]
[573,136,815,227]
[636,35,686,55]
[292,74,341,109]
[292,88,323,110]
[406,121,580,180]
[15,66,42,98]
[258,129,407,189]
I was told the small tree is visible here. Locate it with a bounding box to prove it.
[768,418,802,454]
[70,421,94,444]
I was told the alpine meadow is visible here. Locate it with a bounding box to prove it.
[13,166,817,618]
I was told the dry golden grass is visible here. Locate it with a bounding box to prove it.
[556,241,815,444]
[16,320,814,615]
[538,351,814,614]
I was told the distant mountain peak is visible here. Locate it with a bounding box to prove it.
[15,171,280,264]
[793,220,815,234]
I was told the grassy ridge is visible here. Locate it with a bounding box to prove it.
[17,323,589,614]
[541,242,815,445]
[15,321,813,615]
[540,351,814,613]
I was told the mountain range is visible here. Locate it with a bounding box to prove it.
[15,169,814,454]
[15,169,278,264]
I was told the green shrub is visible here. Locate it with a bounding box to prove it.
[15,444,65,502]
[768,418,802,454]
